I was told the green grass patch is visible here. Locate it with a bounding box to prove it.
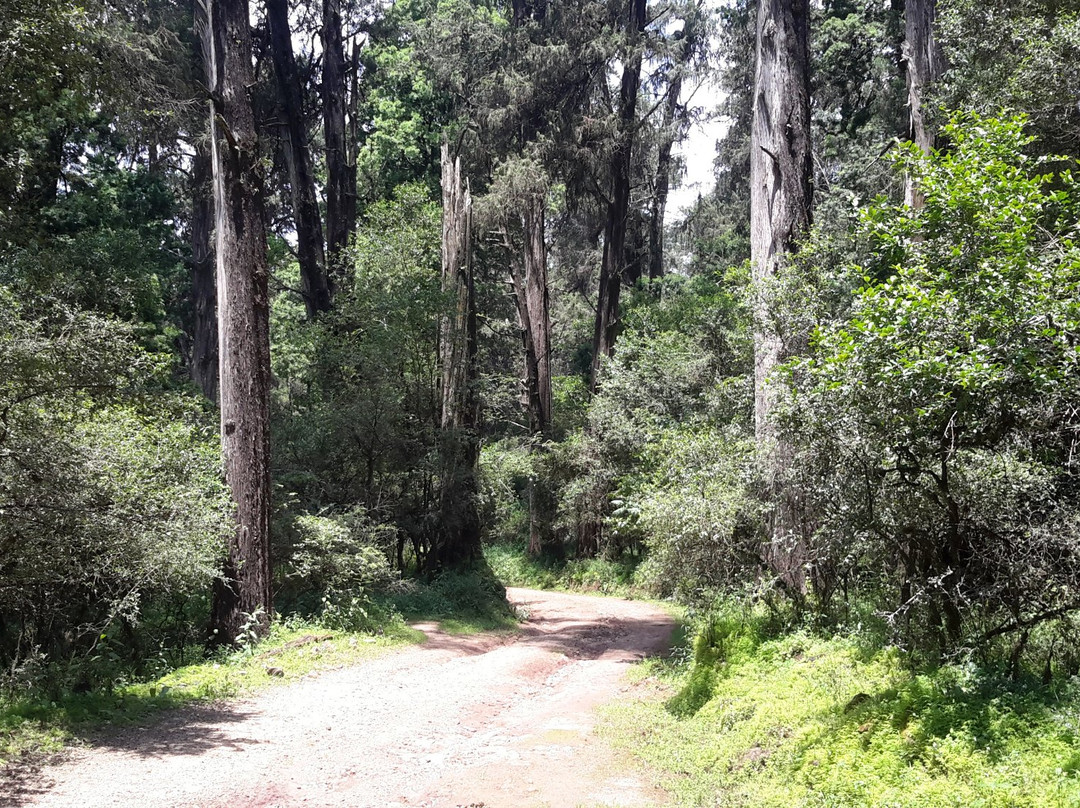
[387,565,519,633]
[484,541,644,597]
[603,612,1080,807]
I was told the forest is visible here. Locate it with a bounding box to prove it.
[2,0,1080,804]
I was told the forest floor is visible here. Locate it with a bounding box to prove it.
[7,589,676,808]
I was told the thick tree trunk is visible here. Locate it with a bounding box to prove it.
[323,0,353,283]
[266,0,331,317]
[433,144,481,571]
[750,0,812,595]
[590,0,647,394]
[201,0,274,644]
[513,197,553,439]
[189,145,219,403]
[903,0,946,208]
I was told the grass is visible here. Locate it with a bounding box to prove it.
[601,610,1080,808]
[388,564,521,633]
[484,541,645,597]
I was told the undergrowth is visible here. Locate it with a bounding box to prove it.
[603,607,1080,807]
[388,566,519,633]
[484,541,644,596]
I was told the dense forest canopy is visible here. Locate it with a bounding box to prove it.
[1,0,1079,695]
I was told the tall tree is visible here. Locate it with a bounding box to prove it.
[902,0,945,208]
[750,0,812,594]
[433,143,482,570]
[505,188,555,556]
[323,0,355,281]
[266,0,332,317]
[647,2,707,283]
[590,0,648,393]
[200,0,274,643]
[189,143,219,402]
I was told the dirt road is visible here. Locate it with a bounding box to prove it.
[10,588,675,808]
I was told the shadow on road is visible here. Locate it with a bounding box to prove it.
[413,592,676,664]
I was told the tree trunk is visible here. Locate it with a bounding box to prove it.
[433,144,482,571]
[189,144,218,403]
[590,0,647,394]
[647,84,679,283]
[266,0,331,317]
[649,21,696,284]
[750,0,812,595]
[903,0,946,208]
[201,0,274,645]
[506,195,555,556]
[323,0,353,284]
[513,197,553,439]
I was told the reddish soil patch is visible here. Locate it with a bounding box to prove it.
[9,588,675,808]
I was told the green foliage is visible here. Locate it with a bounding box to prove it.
[787,113,1080,654]
[478,439,532,545]
[356,16,448,204]
[484,541,642,596]
[278,508,399,632]
[0,289,228,690]
[939,0,1080,155]
[607,615,1080,807]
[271,184,446,562]
[558,274,758,586]
[390,567,516,632]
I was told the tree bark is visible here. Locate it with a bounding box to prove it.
[433,144,482,571]
[750,0,812,595]
[323,0,353,283]
[511,197,553,440]
[201,0,274,644]
[506,195,555,556]
[266,0,332,317]
[590,0,647,394]
[189,144,218,403]
[647,80,679,284]
[649,18,697,284]
[903,0,946,208]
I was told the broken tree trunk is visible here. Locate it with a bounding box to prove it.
[433,143,482,571]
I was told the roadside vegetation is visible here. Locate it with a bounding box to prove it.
[604,607,1080,808]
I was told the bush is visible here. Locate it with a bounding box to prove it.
[278,508,399,631]
[786,113,1080,657]
[558,277,760,594]
[477,439,532,545]
[0,292,229,690]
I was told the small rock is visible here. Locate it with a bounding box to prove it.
[266,666,285,677]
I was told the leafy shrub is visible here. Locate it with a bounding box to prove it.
[270,185,449,567]
[477,439,532,545]
[786,114,1080,656]
[558,275,760,593]
[390,567,512,629]
[279,508,398,631]
[630,429,762,602]
[0,292,229,690]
